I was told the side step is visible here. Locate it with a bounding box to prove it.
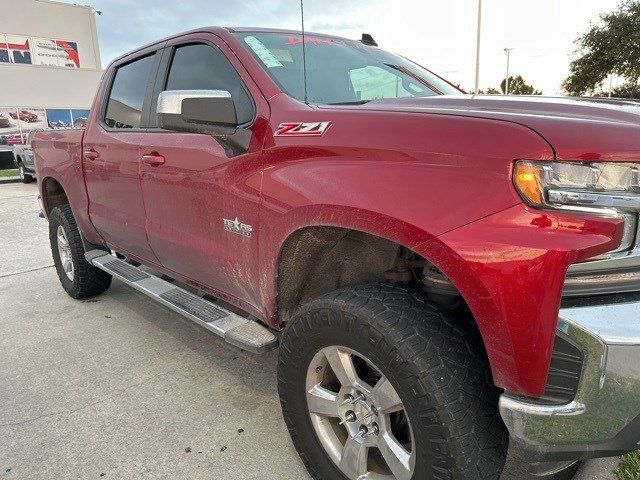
[85,250,278,354]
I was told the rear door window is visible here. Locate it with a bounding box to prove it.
[105,53,156,129]
[164,43,254,125]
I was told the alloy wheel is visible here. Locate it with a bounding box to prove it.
[56,225,74,281]
[306,346,415,480]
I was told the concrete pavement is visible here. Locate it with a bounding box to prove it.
[0,182,618,479]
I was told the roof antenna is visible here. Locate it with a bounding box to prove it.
[300,0,309,104]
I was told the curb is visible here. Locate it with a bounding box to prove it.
[0,176,20,184]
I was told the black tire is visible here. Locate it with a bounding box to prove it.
[49,204,111,299]
[278,282,508,480]
[18,161,33,183]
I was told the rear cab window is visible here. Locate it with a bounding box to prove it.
[104,53,156,129]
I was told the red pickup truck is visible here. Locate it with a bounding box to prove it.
[34,27,640,480]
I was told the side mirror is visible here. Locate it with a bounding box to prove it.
[157,90,238,135]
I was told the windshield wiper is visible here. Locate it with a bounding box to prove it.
[326,100,371,105]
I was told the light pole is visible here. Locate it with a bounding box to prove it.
[474,0,483,95]
[504,48,514,95]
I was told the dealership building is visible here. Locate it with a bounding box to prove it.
[0,0,102,163]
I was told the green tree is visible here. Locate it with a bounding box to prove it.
[564,0,640,98]
[500,76,542,95]
[480,76,542,95]
[479,87,502,95]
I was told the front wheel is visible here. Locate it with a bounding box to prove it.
[49,204,111,299]
[278,283,508,480]
[18,162,33,183]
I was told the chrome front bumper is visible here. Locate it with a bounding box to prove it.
[500,300,640,461]
[565,252,640,297]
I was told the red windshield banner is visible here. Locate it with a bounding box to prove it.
[282,35,358,48]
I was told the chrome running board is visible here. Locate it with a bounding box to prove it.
[85,250,278,354]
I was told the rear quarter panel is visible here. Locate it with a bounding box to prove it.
[34,129,103,244]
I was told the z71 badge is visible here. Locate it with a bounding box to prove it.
[274,121,332,137]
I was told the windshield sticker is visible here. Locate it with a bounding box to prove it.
[271,48,293,63]
[244,36,283,68]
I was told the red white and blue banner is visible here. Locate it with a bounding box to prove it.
[0,34,80,68]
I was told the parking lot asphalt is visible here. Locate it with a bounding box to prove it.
[0,181,618,480]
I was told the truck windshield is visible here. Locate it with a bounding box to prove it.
[234,32,461,105]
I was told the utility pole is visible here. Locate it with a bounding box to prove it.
[474,0,483,95]
[608,74,613,97]
[504,48,514,95]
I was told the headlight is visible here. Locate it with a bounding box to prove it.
[513,160,640,253]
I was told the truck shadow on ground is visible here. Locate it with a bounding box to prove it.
[91,279,279,399]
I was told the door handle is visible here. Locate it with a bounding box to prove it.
[84,148,100,160]
[141,152,165,167]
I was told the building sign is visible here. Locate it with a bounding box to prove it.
[0,40,7,63]
[2,35,31,64]
[0,33,80,67]
[71,109,90,128]
[46,109,72,129]
[0,107,90,147]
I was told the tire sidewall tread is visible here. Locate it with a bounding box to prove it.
[278,282,508,480]
[49,204,111,299]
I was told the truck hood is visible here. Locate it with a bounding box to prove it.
[353,95,640,161]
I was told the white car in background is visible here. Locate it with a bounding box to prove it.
[13,130,38,183]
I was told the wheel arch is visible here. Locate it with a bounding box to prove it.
[268,207,508,387]
[270,207,477,322]
[41,176,69,215]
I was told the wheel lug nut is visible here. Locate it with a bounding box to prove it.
[355,426,368,439]
[339,411,356,425]
[339,394,354,407]
[364,423,379,437]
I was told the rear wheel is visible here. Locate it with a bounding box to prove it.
[18,162,33,183]
[49,204,111,299]
[278,282,508,480]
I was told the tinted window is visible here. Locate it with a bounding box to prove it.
[235,33,461,105]
[350,66,417,100]
[165,44,253,125]
[105,53,155,129]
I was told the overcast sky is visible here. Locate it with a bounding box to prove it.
[71,0,622,95]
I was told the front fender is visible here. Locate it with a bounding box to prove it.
[416,204,623,397]
[258,108,624,397]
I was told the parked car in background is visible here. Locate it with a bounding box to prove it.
[13,130,37,183]
[6,134,24,146]
[33,27,640,480]
[10,110,39,123]
[0,114,10,128]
